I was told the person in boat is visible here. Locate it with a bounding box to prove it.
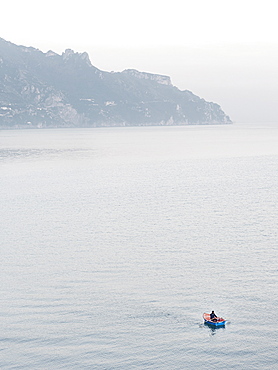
[210,311,218,322]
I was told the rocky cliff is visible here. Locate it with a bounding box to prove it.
[0,38,232,128]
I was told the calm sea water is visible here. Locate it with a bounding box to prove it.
[1,124,277,369]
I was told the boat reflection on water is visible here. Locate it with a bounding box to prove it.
[204,321,226,336]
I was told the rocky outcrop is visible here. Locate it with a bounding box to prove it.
[122,69,172,86]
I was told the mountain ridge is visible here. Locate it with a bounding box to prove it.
[0,38,232,128]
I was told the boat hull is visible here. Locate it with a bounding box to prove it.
[203,313,226,327]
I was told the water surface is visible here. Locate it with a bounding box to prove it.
[1,124,278,369]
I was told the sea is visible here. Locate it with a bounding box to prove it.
[1,123,277,369]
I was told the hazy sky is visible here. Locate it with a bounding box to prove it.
[1,0,278,123]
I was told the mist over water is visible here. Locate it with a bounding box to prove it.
[1,123,277,369]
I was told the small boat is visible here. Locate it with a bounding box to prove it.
[203,313,226,327]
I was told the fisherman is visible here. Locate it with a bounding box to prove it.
[210,310,218,322]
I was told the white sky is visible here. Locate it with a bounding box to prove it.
[1,0,278,122]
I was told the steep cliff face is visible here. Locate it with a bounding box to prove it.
[0,38,232,128]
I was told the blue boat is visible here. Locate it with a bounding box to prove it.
[203,313,226,327]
